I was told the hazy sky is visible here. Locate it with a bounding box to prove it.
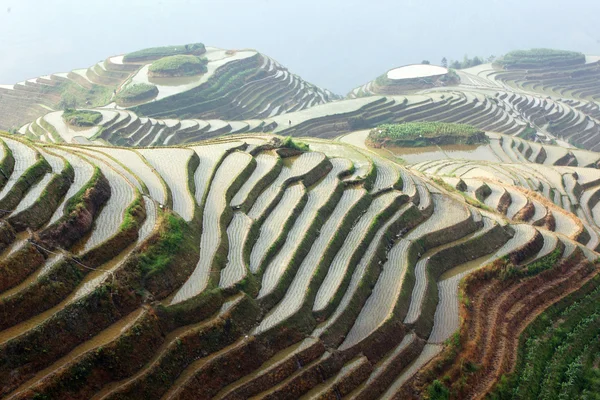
[1,0,599,94]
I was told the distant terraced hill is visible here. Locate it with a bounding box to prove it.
[483,49,600,104]
[1,44,600,399]
[348,64,460,97]
[0,43,339,131]
[22,87,600,152]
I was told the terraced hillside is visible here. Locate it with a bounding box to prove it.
[0,43,338,131]
[0,128,595,400]
[27,81,600,153]
[2,44,600,399]
[492,49,600,102]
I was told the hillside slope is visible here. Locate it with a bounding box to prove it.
[1,45,600,399]
[0,43,339,131]
[0,131,595,399]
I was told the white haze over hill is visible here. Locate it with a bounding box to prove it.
[0,0,599,94]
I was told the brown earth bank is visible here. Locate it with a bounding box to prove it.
[395,249,598,399]
[36,170,110,250]
[8,162,75,231]
[9,295,259,400]
[515,186,589,243]
[0,242,45,292]
[0,195,146,333]
[0,221,16,252]
[0,157,51,218]
[0,206,173,395]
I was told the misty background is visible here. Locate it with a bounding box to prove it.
[1,0,599,95]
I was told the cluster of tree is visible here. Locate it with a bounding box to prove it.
[429,55,497,69]
[421,54,496,69]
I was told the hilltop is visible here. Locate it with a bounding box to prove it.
[0,42,339,132]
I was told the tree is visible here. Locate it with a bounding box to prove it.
[422,60,431,65]
[428,380,450,400]
[472,56,483,66]
[441,57,448,68]
[59,93,78,110]
[462,54,471,68]
[488,55,496,62]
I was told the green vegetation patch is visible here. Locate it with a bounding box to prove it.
[518,124,538,141]
[62,109,102,127]
[65,166,102,215]
[281,136,310,152]
[40,80,114,110]
[139,213,187,276]
[116,83,158,106]
[369,122,487,147]
[496,48,585,69]
[123,43,206,62]
[148,55,208,77]
[120,195,145,232]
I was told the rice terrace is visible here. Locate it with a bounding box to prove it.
[0,41,599,400]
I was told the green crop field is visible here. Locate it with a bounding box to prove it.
[369,122,487,146]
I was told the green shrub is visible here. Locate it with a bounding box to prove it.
[428,380,450,400]
[519,124,538,141]
[440,68,459,83]
[123,43,206,62]
[149,55,208,77]
[281,136,310,152]
[448,55,486,69]
[62,109,102,127]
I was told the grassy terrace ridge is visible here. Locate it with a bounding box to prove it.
[495,48,586,69]
[116,83,159,106]
[368,122,488,147]
[123,42,206,62]
[62,108,102,127]
[148,55,208,77]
